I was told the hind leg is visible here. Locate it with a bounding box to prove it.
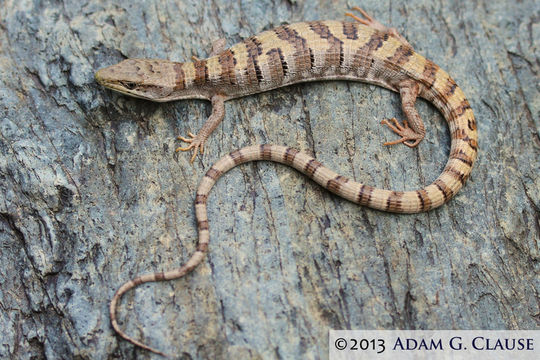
[381,80,425,148]
[345,6,411,47]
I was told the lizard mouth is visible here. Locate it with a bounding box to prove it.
[95,70,154,100]
[94,65,209,102]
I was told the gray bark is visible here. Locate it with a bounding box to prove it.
[0,0,538,359]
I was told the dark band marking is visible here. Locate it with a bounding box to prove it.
[195,193,208,205]
[327,175,349,193]
[198,220,209,231]
[445,78,458,96]
[421,59,439,88]
[416,189,431,211]
[173,63,185,90]
[197,243,209,252]
[260,144,273,160]
[449,99,472,119]
[229,149,246,165]
[244,36,264,83]
[193,60,208,85]
[450,150,473,167]
[279,48,290,77]
[446,167,466,185]
[205,167,222,180]
[434,179,453,203]
[386,44,414,67]
[218,49,237,85]
[274,25,311,73]
[309,47,315,69]
[452,128,467,139]
[467,137,478,151]
[354,31,390,72]
[265,48,287,82]
[304,158,323,178]
[283,147,299,164]
[154,272,166,281]
[453,128,478,152]
[342,21,358,39]
[357,184,374,205]
[309,21,344,67]
[468,118,477,131]
[386,191,403,212]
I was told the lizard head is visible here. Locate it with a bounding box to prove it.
[95,59,207,102]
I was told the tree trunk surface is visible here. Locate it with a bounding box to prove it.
[0,0,538,359]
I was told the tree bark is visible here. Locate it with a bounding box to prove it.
[0,0,538,358]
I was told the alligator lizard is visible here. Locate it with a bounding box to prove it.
[96,7,478,356]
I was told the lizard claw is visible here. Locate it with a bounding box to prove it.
[176,132,205,163]
[381,118,423,148]
[345,7,411,47]
[177,132,197,143]
[345,7,387,32]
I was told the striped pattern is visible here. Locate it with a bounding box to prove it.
[99,18,478,357]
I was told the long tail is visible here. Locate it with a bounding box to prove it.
[111,136,477,355]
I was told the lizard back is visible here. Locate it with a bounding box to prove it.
[184,20,413,98]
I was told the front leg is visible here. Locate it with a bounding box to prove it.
[176,95,226,162]
[345,8,424,148]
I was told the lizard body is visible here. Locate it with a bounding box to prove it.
[96,9,477,356]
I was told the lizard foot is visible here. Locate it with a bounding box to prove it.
[381,118,423,148]
[176,132,205,163]
[345,6,388,31]
[345,7,411,47]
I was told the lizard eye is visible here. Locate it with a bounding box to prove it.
[122,81,137,90]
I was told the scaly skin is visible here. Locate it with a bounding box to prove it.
[96,8,478,356]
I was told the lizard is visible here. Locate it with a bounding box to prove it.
[96,7,478,357]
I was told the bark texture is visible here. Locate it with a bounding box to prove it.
[0,0,538,359]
